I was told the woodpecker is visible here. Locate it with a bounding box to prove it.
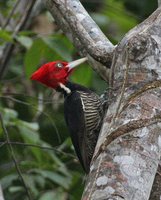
[31,57,104,173]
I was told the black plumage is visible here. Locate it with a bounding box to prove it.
[62,82,103,173]
[30,58,105,173]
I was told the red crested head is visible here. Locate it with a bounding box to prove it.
[30,57,87,89]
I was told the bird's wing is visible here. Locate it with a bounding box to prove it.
[64,91,102,173]
[64,91,87,172]
[79,91,103,171]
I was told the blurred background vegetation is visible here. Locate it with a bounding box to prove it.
[0,0,157,199]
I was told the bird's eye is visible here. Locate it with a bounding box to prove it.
[56,62,63,68]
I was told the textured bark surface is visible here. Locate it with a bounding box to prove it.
[158,0,161,7]
[83,7,161,200]
[149,164,161,200]
[44,1,161,199]
[44,0,114,82]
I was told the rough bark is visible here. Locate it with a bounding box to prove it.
[158,0,161,7]
[83,7,161,200]
[44,0,114,82]
[44,1,161,199]
[149,164,161,200]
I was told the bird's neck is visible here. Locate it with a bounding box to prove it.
[57,81,91,96]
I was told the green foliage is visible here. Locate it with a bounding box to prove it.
[71,65,93,87]
[0,29,13,44]
[24,36,74,78]
[123,0,157,19]
[0,106,76,199]
[0,0,157,199]
[104,0,137,31]
[15,35,33,49]
[24,38,56,77]
[39,189,67,200]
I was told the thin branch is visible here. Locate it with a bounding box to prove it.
[0,184,5,200]
[0,141,75,158]
[44,0,114,81]
[0,95,61,143]
[0,0,36,79]
[1,92,54,103]
[0,114,32,200]
[13,1,36,35]
[2,0,22,29]
[0,141,6,148]
[0,13,5,26]
[48,0,114,63]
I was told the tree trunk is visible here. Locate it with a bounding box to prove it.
[44,1,161,199]
[82,7,161,199]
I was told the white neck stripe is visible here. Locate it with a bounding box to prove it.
[59,83,71,94]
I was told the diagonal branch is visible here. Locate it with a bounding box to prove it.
[0,141,75,158]
[44,0,114,81]
[2,0,22,29]
[0,114,32,200]
[0,0,36,80]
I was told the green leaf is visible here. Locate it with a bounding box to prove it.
[0,29,13,43]
[0,107,18,125]
[39,189,66,200]
[16,121,42,161]
[9,186,24,193]
[36,170,71,189]
[71,64,93,87]
[39,188,67,200]
[18,30,35,37]
[103,0,137,33]
[39,191,56,200]
[24,38,61,78]
[4,108,18,118]
[17,121,39,143]
[69,171,84,200]
[0,174,18,189]
[16,35,33,49]
[43,35,73,61]
[37,141,66,168]
[23,174,45,196]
